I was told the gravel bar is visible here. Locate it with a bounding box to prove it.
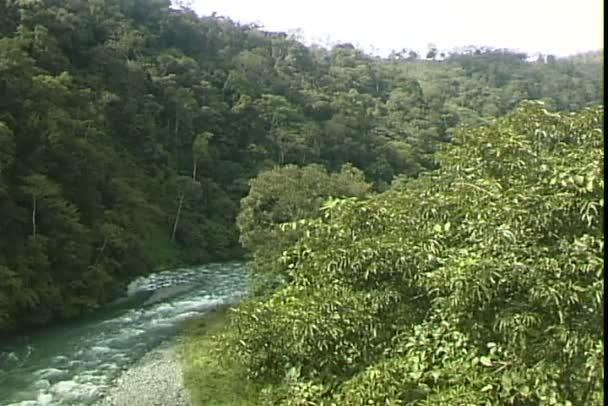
[96,341,191,406]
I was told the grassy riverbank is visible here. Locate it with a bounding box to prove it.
[178,307,260,405]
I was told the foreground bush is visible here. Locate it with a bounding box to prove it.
[179,307,260,405]
[219,101,603,405]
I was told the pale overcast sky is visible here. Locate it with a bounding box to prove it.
[188,0,602,57]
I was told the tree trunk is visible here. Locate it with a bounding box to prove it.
[32,195,37,239]
[171,192,185,243]
[95,236,108,266]
[192,157,197,180]
[174,110,180,156]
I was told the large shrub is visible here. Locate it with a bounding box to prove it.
[223,101,604,404]
[236,163,371,291]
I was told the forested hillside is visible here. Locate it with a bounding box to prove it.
[0,0,602,331]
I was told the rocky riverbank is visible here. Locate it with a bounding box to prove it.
[96,341,191,406]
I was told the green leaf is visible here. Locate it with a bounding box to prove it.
[479,356,492,367]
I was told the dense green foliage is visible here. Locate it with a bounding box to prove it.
[218,103,604,404]
[237,163,371,289]
[0,0,602,331]
[179,306,259,406]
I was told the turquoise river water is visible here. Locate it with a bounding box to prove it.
[0,262,248,405]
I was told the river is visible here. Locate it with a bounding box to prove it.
[0,261,248,405]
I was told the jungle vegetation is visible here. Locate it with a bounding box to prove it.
[217,102,603,405]
[0,0,602,357]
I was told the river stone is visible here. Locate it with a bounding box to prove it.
[51,380,100,402]
[95,341,190,406]
[33,379,51,390]
[36,392,53,405]
[35,368,67,381]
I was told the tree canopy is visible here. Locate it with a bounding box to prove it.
[0,0,602,331]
